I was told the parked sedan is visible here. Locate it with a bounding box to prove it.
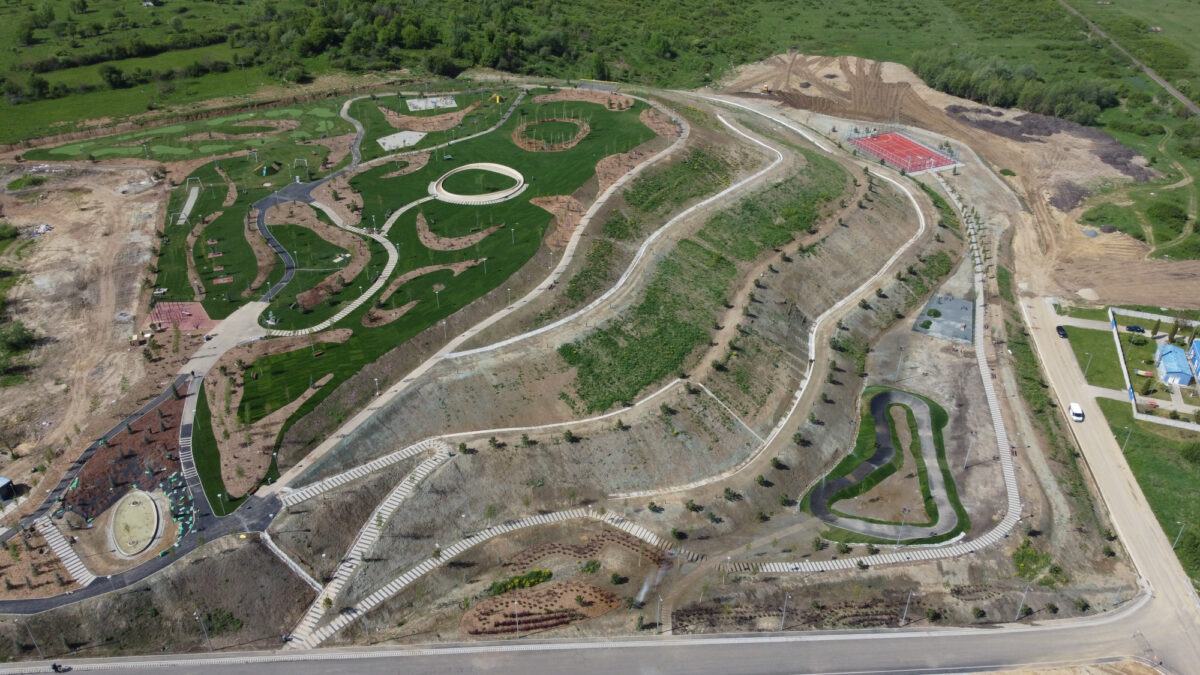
[1126,324,1146,334]
[1056,326,1068,338]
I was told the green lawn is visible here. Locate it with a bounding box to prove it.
[1120,333,1171,401]
[235,90,657,435]
[24,96,350,171]
[352,89,519,163]
[1095,398,1200,581]
[1065,327,1126,391]
[260,222,352,330]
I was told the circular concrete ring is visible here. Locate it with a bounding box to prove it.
[431,163,526,205]
[111,489,160,557]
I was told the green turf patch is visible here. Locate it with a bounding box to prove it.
[625,148,733,216]
[1065,326,1125,391]
[191,384,242,517]
[439,168,519,196]
[996,265,1015,304]
[1081,202,1144,242]
[1096,398,1200,579]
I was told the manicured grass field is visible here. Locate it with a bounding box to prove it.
[1065,327,1126,391]
[1095,398,1200,579]
[439,169,519,195]
[236,91,656,430]
[522,120,582,143]
[191,384,238,517]
[260,222,352,330]
[352,89,518,163]
[24,97,350,169]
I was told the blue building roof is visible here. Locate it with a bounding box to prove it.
[1156,343,1191,375]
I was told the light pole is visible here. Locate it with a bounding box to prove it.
[21,620,43,659]
[435,290,441,308]
[1015,583,1032,621]
[780,593,791,631]
[374,377,379,397]
[514,600,519,639]
[1084,352,1093,378]
[894,507,909,550]
[724,556,730,584]
[507,287,511,305]
[658,596,663,633]
[194,610,213,651]
[900,589,914,626]
[1121,426,1133,453]
[963,430,976,471]
[442,320,447,341]
[1173,521,1187,549]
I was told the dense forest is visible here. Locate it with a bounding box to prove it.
[0,0,1194,130]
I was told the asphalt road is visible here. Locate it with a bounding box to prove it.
[0,600,1161,674]
[809,390,958,540]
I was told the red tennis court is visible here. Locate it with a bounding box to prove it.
[850,132,954,173]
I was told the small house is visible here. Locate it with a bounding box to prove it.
[0,477,14,504]
[1155,343,1193,385]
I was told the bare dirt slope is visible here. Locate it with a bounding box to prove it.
[721,53,1199,306]
[0,164,175,499]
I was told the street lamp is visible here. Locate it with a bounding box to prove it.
[1084,352,1093,378]
[894,507,909,550]
[1121,426,1133,454]
[194,610,213,651]
[1173,521,1187,549]
[780,593,791,631]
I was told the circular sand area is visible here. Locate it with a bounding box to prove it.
[111,489,160,556]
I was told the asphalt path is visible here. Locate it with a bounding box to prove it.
[808,390,958,540]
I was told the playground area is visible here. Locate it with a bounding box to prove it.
[849,132,956,173]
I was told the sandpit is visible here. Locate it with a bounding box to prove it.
[110,489,159,557]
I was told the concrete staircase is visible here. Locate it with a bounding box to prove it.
[34,517,96,587]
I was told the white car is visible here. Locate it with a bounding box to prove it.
[1068,402,1084,422]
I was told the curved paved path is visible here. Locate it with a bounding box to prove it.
[808,390,959,540]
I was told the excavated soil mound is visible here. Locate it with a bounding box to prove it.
[532,90,634,110]
[530,195,584,251]
[379,101,482,132]
[416,212,501,251]
[380,152,430,178]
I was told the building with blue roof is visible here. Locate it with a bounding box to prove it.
[1188,341,1200,376]
[1156,343,1193,385]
